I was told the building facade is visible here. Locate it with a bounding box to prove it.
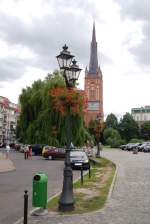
[84,22,103,125]
[0,96,20,144]
[131,106,150,125]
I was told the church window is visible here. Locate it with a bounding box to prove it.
[96,88,99,99]
[90,90,95,99]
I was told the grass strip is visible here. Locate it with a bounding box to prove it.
[47,157,116,214]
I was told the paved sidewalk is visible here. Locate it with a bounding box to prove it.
[17,149,150,224]
[0,152,15,173]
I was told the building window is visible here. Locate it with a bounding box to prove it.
[90,90,95,99]
[96,87,99,99]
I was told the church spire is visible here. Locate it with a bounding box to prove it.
[92,21,96,43]
[89,21,98,75]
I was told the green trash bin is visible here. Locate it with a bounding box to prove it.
[32,172,48,208]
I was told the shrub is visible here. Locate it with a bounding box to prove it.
[129,138,143,143]
[103,127,127,148]
[106,137,122,148]
[119,139,126,145]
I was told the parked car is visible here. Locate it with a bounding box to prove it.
[125,143,138,151]
[31,144,46,156]
[42,145,52,156]
[70,150,90,170]
[0,143,6,148]
[138,142,150,152]
[137,143,145,152]
[9,143,16,149]
[143,144,150,153]
[14,143,21,151]
[43,147,65,159]
[129,143,142,151]
[120,144,127,150]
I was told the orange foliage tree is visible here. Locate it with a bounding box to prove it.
[49,87,87,116]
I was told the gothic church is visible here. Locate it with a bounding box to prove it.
[84,22,104,125]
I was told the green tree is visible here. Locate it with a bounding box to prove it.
[103,127,122,148]
[140,121,150,140]
[103,127,120,140]
[17,71,88,146]
[88,119,104,156]
[118,113,139,142]
[105,113,118,130]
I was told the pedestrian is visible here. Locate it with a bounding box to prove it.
[28,145,32,160]
[6,144,10,159]
[24,145,29,160]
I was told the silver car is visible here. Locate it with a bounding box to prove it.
[70,150,90,170]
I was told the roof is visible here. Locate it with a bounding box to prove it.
[88,22,99,75]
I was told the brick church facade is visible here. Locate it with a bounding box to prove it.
[84,22,104,125]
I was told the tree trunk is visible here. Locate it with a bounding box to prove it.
[96,140,101,157]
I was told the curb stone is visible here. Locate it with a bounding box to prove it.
[105,163,118,204]
[0,159,16,173]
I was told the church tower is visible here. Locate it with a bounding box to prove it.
[84,22,104,125]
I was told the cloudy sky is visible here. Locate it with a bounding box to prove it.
[0,0,150,118]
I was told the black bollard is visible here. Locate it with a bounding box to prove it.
[89,164,91,178]
[81,165,83,185]
[24,190,28,224]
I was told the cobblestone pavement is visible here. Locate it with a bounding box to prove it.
[17,149,150,224]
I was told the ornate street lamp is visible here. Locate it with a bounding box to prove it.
[56,45,82,211]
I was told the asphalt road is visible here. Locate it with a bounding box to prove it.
[0,150,80,224]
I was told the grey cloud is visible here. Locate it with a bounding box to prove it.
[0,9,90,70]
[0,57,29,82]
[129,41,150,67]
[0,0,110,83]
[100,53,113,67]
[115,0,150,22]
[50,0,99,20]
[116,0,150,67]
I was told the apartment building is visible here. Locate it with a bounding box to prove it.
[0,96,20,144]
[131,106,150,125]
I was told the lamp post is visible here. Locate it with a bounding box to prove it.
[56,45,81,211]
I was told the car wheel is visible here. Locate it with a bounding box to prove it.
[48,156,52,160]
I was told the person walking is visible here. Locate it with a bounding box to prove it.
[24,145,29,160]
[28,145,32,160]
[6,144,10,159]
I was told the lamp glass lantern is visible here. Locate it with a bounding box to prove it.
[67,59,82,86]
[56,44,74,70]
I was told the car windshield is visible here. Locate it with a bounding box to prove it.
[70,151,87,159]
[44,146,49,150]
